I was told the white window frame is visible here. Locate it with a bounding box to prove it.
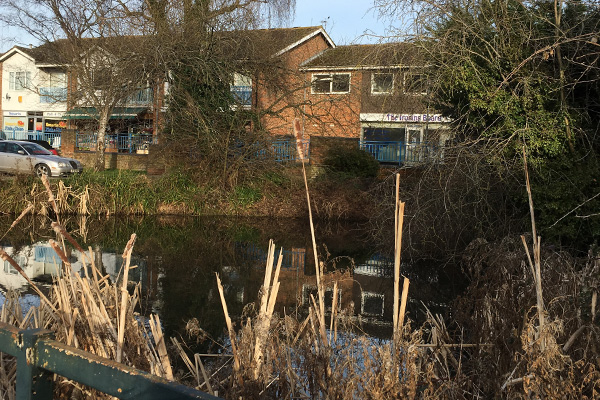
[361,291,385,316]
[9,71,32,91]
[371,72,394,95]
[311,73,351,94]
[403,71,427,95]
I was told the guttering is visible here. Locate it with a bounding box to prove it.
[300,65,423,72]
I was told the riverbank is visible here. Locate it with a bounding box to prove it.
[0,167,381,220]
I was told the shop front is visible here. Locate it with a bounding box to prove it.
[359,113,452,164]
[2,111,28,140]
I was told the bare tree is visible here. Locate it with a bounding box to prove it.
[0,0,296,171]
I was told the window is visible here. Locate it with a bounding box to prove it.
[371,73,394,94]
[49,72,66,88]
[404,72,426,95]
[9,71,31,91]
[311,73,350,94]
[3,255,25,274]
[230,73,252,106]
[40,72,67,103]
[361,291,384,316]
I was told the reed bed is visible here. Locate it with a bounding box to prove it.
[0,164,598,398]
[0,176,174,399]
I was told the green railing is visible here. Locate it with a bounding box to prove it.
[0,322,220,400]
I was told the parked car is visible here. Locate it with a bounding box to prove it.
[0,140,82,177]
[24,139,60,156]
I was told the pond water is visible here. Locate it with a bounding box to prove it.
[0,215,464,343]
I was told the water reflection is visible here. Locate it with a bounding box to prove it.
[0,215,464,342]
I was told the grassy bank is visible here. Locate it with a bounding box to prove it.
[0,167,377,219]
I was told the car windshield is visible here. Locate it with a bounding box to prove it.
[20,142,52,156]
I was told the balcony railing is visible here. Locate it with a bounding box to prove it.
[76,133,157,154]
[360,140,442,165]
[127,87,153,105]
[0,130,62,148]
[230,85,252,107]
[39,87,67,103]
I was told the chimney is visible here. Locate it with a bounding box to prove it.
[29,44,33,49]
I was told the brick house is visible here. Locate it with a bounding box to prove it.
[298,43,452,164]
[1,27,449,167]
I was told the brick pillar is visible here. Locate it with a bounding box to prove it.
[61,129,76,158]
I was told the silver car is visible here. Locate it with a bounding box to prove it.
[0,140,82,177]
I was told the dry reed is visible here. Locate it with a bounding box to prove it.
[0,184,183,399]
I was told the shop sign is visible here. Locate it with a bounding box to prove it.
[360,113,452,123]
[3,111,27,117]
[44,119,67,133]
[4,116,27,132]
[44,112,65,118]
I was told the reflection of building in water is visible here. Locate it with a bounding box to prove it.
[0,242,147,292]
[0,244,62,290]
[234,242,306,270]
[234,241,395,332]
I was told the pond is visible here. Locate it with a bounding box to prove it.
[0,215,465,345]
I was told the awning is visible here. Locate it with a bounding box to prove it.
[64,107,147,120]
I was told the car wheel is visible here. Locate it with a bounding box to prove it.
[35,164,51,177]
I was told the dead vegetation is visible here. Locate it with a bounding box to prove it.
[0,166,598,399]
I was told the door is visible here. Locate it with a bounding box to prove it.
[405,126,422,163]
[28,116,43,140]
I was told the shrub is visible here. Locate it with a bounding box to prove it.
[323,146,379,178]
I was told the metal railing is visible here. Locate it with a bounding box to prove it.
[76,133,157,154]
[0,130,62,149]
[255,139,309,162]
[360,140,441,165]
[234,138,309,163]
[230,85,252,106]
[0,322,220,399]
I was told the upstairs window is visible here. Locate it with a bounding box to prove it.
[48,72,66,88]
[230,73,252,106]
[40,72,67,103]
[311,73,350,94]
[404,72,427,95]
[9,71,31,91]
[371,73,394,94]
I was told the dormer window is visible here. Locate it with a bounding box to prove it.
[311,73,350,94]
[371,73,394,94]
[9,71,31,91]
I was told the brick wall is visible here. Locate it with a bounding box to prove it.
[258,33,333,137]
[61,129,165,174]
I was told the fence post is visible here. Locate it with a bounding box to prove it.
[16,328,55,400]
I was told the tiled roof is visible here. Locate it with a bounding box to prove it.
[1,26,330,65]
[301,42,421,69]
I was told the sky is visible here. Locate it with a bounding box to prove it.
[291,0,395,45]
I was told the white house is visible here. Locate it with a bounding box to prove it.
[0,45,68,141]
